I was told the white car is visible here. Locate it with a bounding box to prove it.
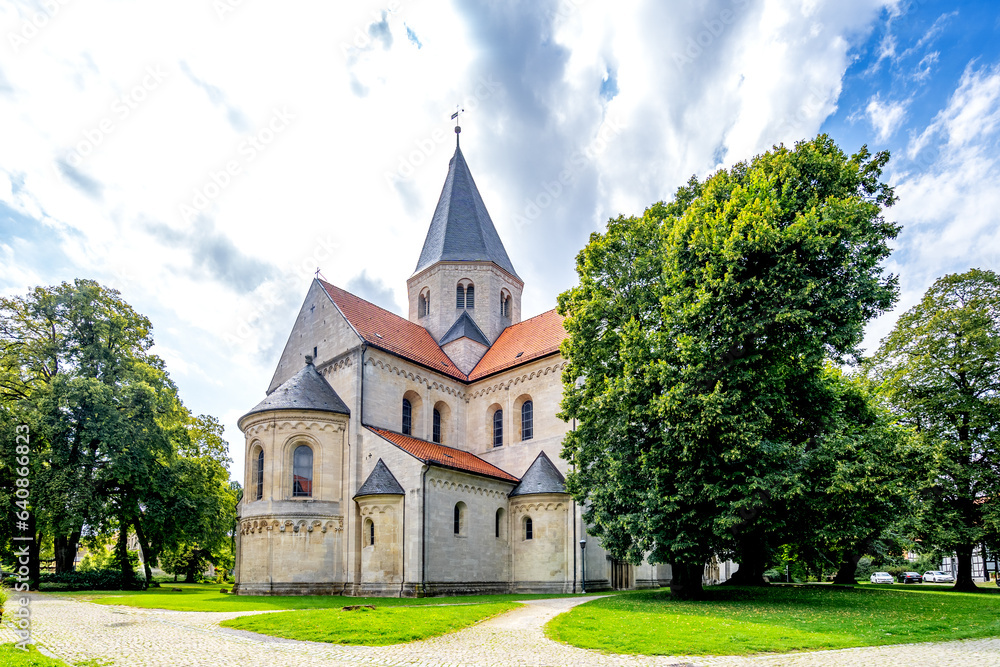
[923,570,955,583]
[870,572,894,584]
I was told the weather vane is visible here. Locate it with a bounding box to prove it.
[451,105,464,146]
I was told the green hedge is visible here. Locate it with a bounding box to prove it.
[39,569,146,591]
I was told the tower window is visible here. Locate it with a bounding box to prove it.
[433,408,442,444]
[292,445,313,497]
[500,291,511,318]
[493,409,503,448]
[419,291,430,317]
[456,285,465,309]
[521,401,533,441]
[402,398,412,435]
[465,285,474,309]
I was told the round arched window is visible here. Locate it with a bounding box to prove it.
[292,445,313,497]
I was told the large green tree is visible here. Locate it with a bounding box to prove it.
[559,135,900,596]
[867,268,1000,591]
[0,279,233,588]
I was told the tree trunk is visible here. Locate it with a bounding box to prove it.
[54,532,81,573]
[669,561,705,600]
[132,519,153,587]
[953,545,978,591]
[117,521,135,589]
[29,526,42,591]
[982,544,990,583]
[726,543,769,586]
[832,552,863,585]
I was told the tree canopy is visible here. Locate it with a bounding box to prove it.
[867,268,1000,590]
[558,135,901,596]
[0,279,235,587]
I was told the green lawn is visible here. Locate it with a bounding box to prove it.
[60,583,605,612]
[546,584,1000,656]
[0,644,71,666]
[220,602,520,645]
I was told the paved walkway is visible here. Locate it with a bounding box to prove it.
[4,592,1000,666]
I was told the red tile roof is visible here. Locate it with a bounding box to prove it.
[366,426,519,482]
[319,280,467,380]
[469,309,567,380]
[319,280,566,384]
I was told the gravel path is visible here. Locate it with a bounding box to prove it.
[3,592,1000,666]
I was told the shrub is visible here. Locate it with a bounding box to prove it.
[39,568,146,591]
[0,584,9,617]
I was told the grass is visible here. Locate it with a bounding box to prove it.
[220,602,519,645]
[546,584,1000,656]
[54,583,608,612]
[0,644,71,666]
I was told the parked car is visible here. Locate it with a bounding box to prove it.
[923,570,955,583]
[899,571,923,584]
[870,572,894,584]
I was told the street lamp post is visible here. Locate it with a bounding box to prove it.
[580,539,587,594]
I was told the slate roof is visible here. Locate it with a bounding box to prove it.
[469,309,567,380]
[354,459,405,497]
[439,311,490,347]
[319,279,467,381]
[509,451,567,496]
[241,361,350,422]
[413,146,520,280]
[366,426,518,483]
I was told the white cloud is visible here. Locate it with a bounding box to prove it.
[866,94,908,142]
[864,63,1000,354]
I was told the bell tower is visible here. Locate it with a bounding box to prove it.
[406,127,523,357]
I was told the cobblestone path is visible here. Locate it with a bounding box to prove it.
[3,592,1000,666]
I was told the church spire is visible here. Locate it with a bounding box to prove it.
[413,142,519,279]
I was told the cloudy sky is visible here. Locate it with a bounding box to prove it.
[2,0,999,479]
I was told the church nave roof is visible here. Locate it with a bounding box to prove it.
[320,279,467,381]
[366,426,518,483]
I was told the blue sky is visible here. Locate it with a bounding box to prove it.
[1,0,999,480]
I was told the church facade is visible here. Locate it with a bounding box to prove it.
[232,141,673,596]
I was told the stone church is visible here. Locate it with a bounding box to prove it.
[233,137,674,596]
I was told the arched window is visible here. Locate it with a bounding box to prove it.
[500,291,511,318]
[454,502,466,536]
[254,449,264,500]
[495,508,505,539]
[524,516,533,540]
[465,285,474,309]
[364,518,374,547]
[456,284,465,309]
[402,398,412,435]
[433,408,442,444]
[292,445,313,497]
[418,293,428,317]
[521,401,533,441]
[492,409,503,448]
